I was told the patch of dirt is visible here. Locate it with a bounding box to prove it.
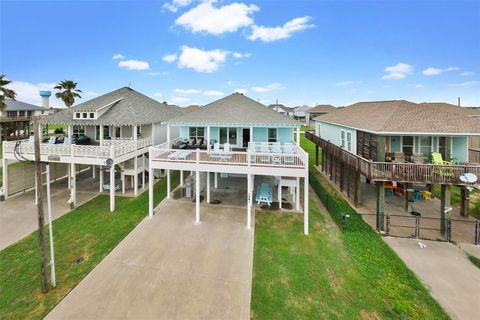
[359,310,381,320]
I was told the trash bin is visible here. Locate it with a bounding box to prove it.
[185,178,193,198]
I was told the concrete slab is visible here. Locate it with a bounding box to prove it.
[45,200,254,320]
[384,237,480,320]
[0,170,98,250]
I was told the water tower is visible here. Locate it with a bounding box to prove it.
[39,90,51,108]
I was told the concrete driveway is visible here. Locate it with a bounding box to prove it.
[385,237,480,320]
[0,170,98,250]
[46,200,254,320]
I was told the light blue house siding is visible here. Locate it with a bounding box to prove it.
[315,121,357,154]
[452,136,468,163]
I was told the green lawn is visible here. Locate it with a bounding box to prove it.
[0,171,179,320]
[300,124,313,131]
[431,184,480,220]
[250,136,449,319]
[467,254,480,269]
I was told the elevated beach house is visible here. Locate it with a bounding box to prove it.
[2,87,183,211]
[306,100,480,232]
[148,93,310,234]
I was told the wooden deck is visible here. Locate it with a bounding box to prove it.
[305,130,480,185]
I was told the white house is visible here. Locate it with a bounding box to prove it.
[148,93,310,234]
[2,87,183,211]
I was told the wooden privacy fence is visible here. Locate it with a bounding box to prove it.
[6,162,89,197]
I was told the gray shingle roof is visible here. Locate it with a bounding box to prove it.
[166,93,298,126]
[268,103,295,113]
[4,99,47,112]
[308,104,336,113]
[39,87,184,126]
[315,100,480,135]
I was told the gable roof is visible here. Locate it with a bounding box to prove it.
[4,99,47,112]
[39,87,183,126]
[167,93,298,126]
[315,100,480,135]
[308,104,336,114]
[268,103,295,113]
[418,102,480,117]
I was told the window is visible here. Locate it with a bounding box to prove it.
[268,128,277,143]
[73,125,85,135]
[347,132,352,151]
[189,127,205,140]
[89,113,95,118]
[115,127,121,138]
[75,112,80,119]
[219,128,237,144]
[402,136,414,156]
[420,136,432,156]
[82,113,87,119]
[341,130,346,148]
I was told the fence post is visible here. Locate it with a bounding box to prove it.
[475,221,479,245]
[415,216,420,239]
[386,215,390,236]
[446,218,452,242]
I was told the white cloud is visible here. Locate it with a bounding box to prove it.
[382,63,413,80]
[178,46,228,73]
[251,82,285,93]
[118,59,150,71]
[162,53,177,63]
[145,71,167,76]
[248,16,314,42]
[232,52,251,59]
[449,81,480,87]
[422,66,459,76]
[334,81,355,87]
[171,96,191,103]
[234,88,248,94]
[203,90,224,96]
[175,1,259,35]
[7,81,68,107]
[460,71,475,77]
[173,88,200,95]
[163,0,193,13]
[112,53,125,60]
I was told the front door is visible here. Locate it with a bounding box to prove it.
[439,137,451,160]
[242,128,250,148]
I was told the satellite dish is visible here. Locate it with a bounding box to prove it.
[460,173,477,184]
[105,158,114,167]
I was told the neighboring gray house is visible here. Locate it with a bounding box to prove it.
[268,103,295,117]
[306,104,336,126]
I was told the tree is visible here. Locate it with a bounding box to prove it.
[54,80,82,108]
[0,74,17,112]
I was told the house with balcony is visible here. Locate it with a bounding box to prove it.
[306,100,480,233]
[148,93,310,234]
[2,87,183,211]
[0,98,50,142]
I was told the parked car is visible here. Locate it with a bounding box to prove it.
[72,134,91,145]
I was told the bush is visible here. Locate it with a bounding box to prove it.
[54,127,64,134]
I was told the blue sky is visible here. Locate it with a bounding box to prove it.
[1,0,479,108]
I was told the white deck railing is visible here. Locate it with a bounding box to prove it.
[3,136,152,160]
[150,141,307,169]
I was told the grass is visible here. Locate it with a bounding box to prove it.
[300,124,313,131]
[250,136,449,319]
[467,254,480,269]
[431,185,480,220]
[0,171,180,320]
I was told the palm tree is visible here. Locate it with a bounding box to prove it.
[0,74,17,112]
[54,80,82,108]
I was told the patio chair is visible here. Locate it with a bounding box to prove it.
[393,152,406,163]
[431,152,452,165]
[260,143,270,163]
[63,137,70,145]
[219,143,233,162]
[431,152,454,177]
[412,153,425,164]
[271,144,282,165]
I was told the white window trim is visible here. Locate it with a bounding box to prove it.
[267,128,278,143]
[340,130,346,148]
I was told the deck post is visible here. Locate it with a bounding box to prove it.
[315,145,319,166]
[71,163,76,208]
[354,159,361,207]
[440,184,451,236]
[109,165,115,212]
[180,170,184,187]
[214,172,218,188]
[296,177,300,210]
[296,127,300,144]
[134,126,138,196]
[99,167,103,192]
[3,157,8,199]
[247,173,252,229]
[167,169,171,199]
[67,164,71,189]
[206,172,210,204]
[92,165,96,179]
[122,173,125,194]
[376,181,385,232]
[207,126,210,149]
[195,170,200,224]
[148,150,153,218]
[142,155,146,189]
[278,178,282,209]
[460,186,470,217]
[404,183,411,212]
[304,173,309,235]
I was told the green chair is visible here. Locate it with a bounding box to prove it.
[431,152,454,177]
[431,152,452,165]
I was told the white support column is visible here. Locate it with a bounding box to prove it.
[278,178,282,209]
[99,125,104,146]
[167,125,171,146]
[71,163,76,207]
[67,164,71,189]
[206,172,210,204]
[207,126,211,149]
[142,155,146,189]
[180,170,184,187]
[167,169,171,199]
[247,174,252,229]
[92,165,96,179]
[99,167,104,192]
[46,164,56,287]
[133,125,138,196]
[296,177,300,211]
[2,157,8,199]
[250,126,253,143]
[214,172,218,189]
[296,127,300,144]
[148,152,154,218]
[304,176,309,235]
[110,165,115,212]
[195,170,200,224]
[122,173,125,194]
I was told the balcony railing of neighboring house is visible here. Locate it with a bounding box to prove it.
[0,115,33,122]
[150,138,307,170]
[305,130,480,185]
[2,136,153,161]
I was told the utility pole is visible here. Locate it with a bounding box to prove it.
[33,116,48,293]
